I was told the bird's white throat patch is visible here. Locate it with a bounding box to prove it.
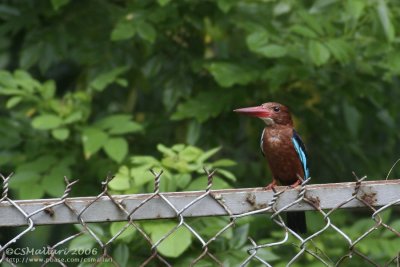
[261,117,275,127]
[268,136,281,144]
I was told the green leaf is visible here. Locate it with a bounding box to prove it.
[69,235,96,250]
[179,146,203,162]
[103,137,128,163]
[82,127,109,159]
[216,169,236,181]
[142,56,163,78]
[207,63,258,88]
[309,0,338,13]
[157,0,171,6]
[377,109,395,128]
[64,111,83,124]
[197,147,221,163]
[32,114,63,130]
[20,43,42,69]
[175,173,191,189]
[212,159,237,167]
[42,165,71,197]
[73,224,104,236]
[162,76,192,112]
[14,70,39,92]
[325,38,353,64]
[131,167,155,187]
[298,10,324,35]
[247,30,287,58]
[157,144,176,157]
[90,66,129,91]
[345,0,365,20]
[197,217,233,239]
[273,2,291,16]
[246,30,269,52]
[41,80,56,99]
[290,25,318,38]
[217,0,235,13]
[6,96,22,109]
[95,114,132,129]
[19,183,44,199]
[109,166,131,190]
[383,52,400,75]
[146,222,192,258]
[51,128,70,141]
[130,156,159,165]
[249,243,280,261]
[94,114,142,134]
[110,222,136,242]
[257,44,287,58]
[308,40,330,66]
[171,91,232,122]
[51,0,70,10]
[0,118,21,149]
[111,17,136,41]
[137,21,157,43]
[17,155,57,173]
[161,157,190,173]
[186,120,201,145]
[186,176,231,191]
[172,144,186,152]
[9,171,41,188]
[113,244,129,267]
[230,224,249,249]
[0,88,25,96]
[376,0,395,42]
[0,70,17,88]
[157,228,191,258]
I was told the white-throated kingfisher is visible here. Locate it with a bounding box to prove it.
[234,102,309,234]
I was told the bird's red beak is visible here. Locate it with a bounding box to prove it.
[234,106,271,118]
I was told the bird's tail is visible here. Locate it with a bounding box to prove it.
[286,211,307,234]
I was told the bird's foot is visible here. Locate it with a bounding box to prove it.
[264,180,277,191]
[287,179,302,189]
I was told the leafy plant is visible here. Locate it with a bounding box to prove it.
[0,0,399,265]
[0,70,142,198]
[109,144,236,194]
[107,143,237,259]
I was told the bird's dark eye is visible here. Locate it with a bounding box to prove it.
[273,106,280,112]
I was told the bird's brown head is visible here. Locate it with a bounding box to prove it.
[234,102,293,126]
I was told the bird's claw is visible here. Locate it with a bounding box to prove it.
[264,180,277,191]
[287,179,302,189]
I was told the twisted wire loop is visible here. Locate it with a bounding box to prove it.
[0,172,35,264]
[72,173,122,266]
[1,171,400,266]
[144,168,226,267]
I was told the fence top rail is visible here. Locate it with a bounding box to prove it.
[1,179,399,227]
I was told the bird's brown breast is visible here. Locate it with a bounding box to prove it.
[262,126,304,185]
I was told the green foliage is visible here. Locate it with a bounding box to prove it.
[109,143,236,193]
[0,69,142,197]
[0,0,400,265]
[143,222,192,258]
[107,143,236,261]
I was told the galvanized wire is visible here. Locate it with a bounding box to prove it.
[1,171,400,266]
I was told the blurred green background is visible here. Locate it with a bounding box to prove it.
[0,0,399,266]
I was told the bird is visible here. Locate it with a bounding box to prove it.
[234,102,309,234]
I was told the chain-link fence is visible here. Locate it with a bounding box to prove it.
[1,170,400,266]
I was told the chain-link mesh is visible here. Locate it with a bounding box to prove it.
[1,171,400,266]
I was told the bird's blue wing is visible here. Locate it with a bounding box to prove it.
[292,129,309,179]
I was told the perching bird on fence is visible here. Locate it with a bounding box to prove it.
[234,102,309,234]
